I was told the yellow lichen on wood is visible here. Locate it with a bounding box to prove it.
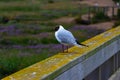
[2,26,120,80]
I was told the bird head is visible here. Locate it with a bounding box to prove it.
[59,25,64,29]
[54,25,64,31]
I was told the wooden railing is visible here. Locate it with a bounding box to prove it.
[2,26,120,80]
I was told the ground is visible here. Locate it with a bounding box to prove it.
[80,0,115,6]
[53,0,116,30]
[88,21,114,30]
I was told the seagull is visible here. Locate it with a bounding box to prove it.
[55,25,88,53]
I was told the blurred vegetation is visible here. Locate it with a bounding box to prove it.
[0,0,110,79]
[112,0,120,2]
[91,11,110,23]
[113,9,120,27]
[0,48,50,79]
[117,9,120,19]
[113,20,120,27]
[0,16,9,23]
[75,15,90,25]
[0,0,89,23]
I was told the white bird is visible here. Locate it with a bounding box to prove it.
[55,25,88,53]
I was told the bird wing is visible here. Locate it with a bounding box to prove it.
[57,29,76,45]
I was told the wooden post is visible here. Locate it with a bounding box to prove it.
[99,66,101,80]
[103,6,108,16]
[112,6,115,17]
[88,7,91,21]
[113,55,116,72]
[116,53,118,69]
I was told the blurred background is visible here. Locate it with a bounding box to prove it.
[0,0,120,79]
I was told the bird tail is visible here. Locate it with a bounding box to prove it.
[75,40,88,47]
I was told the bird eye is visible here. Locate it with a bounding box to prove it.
[55,26,59,31]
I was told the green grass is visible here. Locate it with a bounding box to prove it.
[0,21,90,79]
[0,0,91,79]
[0,0,25,2]
[0,0,89,21]
[0,6,40,12]
[0,48,50,79]
[0,35,58,45]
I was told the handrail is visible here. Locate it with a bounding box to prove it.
[2,26,120,80]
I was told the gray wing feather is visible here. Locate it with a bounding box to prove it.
[57,30,76,45]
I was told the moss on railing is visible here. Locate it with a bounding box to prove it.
[2,26,120,80]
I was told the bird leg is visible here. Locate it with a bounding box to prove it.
[64,46,69,53]
[61,45,69,53]
[66,46,69,53]
[62,44,64,53]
